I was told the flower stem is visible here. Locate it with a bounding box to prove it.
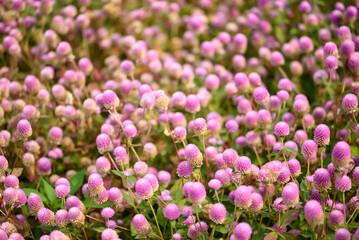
[149,200,163,239]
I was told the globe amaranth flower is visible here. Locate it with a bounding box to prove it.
[313,124,330,146]
[332,141,351,170]
[164,203,180,220]
[304,200,324,226]
[133,214,152,238]
[313,168,332,191]
[209,203,226,224]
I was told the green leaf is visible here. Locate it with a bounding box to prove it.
[350,145,359,157]
[41,179,56,202]
[120,190,134,207]
[69,169,85,195]
[275,27,285,43]
[283,147,297,153]
[22,188,47,202]
[281,208,302,227]
[215,225,229,234]
[112,170,125,178]
[83,198,111,209]
[349,222,359,228]
[127,175,137,183]
[264,232,278,240]
[268,150,280,157]
[318,77,334,99]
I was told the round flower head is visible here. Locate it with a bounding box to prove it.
[235,156,251,174]
[14,189,27,208]
[301,140,318,157]
[66,196,85,213]
[215,169,230,187]
[55,185,70,198]
[342,93,358,113]
[185,94,200,113]
[328,210,344,230]
[209,203,226,224]
[225,120,239,133]
[177,161,193,178]
[234,185,252,209]
[335,228,351,240]
[16,119,32,140]
[173,233,181,240]
[133,214,152,238]
[208,179,222,190]
[332,141,351,169]
[37,208,55,226]
[96,134,113,154]
[135,178,153,200]
[164,203,180,220]
[288,159,301,178]
[233,222,252,240]
[325,56,338,69]
[0,156,8,172]
[274,121,290,137]
[37,157,52,176]
[185,144,203,167]
[101,228,119,240]
[313,168,332,191]
[234,73,250,92]
[55,209,69,228]
[282,183,299,208]
[101,207,115,219]
[96,157,111,176]
[124,125,137,138]
[270,51,285,66]
[187,222,208,239]
[107,187,123,205]
[48,126,63,146]
[257,109,272,129]
[174,126,187,140]
[223,148,238,168]
[68,207,85,227]
[248,192,263,213]
[28,193,44,216]
[102,90,119,110]
[188,182,206,205]
[88,173,104,195]
[335,175,352,192]
[134,161,148,178]
[304,200,324,226]
[314,124,330,146]
[4,175,19,189]
[253,86,269,105]
[3,187,18,205]
[193,118,207,135]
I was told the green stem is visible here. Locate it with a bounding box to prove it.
[149,200,163,239]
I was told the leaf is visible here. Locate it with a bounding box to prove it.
[264,232,278,240]
[281,208,302,227]
[275,27,285,43]
[349,222,359,228]
[120,190,134,207]
[69,169,85,195]
[42,179,56,202]
[127,175,137,183]
[318,77,334,99]
[350,145,359,157]
[283,147,297,153]
[112,170,125,178]
[83,198,110,209]
[22,188,47,202]
[268,150,280,157]
[11,168,23,177]
[215,225,229,234]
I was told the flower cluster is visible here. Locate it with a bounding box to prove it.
[0,0,358,240]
